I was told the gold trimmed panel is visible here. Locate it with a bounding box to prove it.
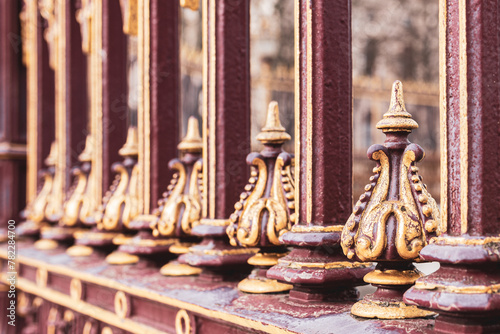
[0,253,297,334]
[8,276,165,334]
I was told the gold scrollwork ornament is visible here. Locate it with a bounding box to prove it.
[98,127,140,231]
[151,117,204,276]
[226,101,294,294]
[341,81,439,319]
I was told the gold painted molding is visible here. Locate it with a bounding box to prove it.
[0,255,297,334]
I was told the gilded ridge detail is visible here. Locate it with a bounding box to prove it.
[227,102,295,247]
[150,117,204,238]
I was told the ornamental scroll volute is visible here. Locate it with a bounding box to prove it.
[38,0,58,69]
[17,142,58,238]
[96,127,140,232]
[340,81,440,319]
[226,101,294,294]
[37,136,93,248]
[111,120,203,264]
[61,136,93,227]
[151,117,204,239]
[76,0,92,54]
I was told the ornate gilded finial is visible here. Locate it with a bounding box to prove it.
[44,142,57,166]
[118,127,139,157]
[119,0,138,36]
[19,3,29,66]
[38,0,58,70]
[340,81,440,319]
[78,135,93,162]
[376,80,418,133]
[178,117,203,153]
[255,102,291,145]
[121,118,204,274]
[180,0,200,11]
[226,101,294,293]
[150,119,203,238]
[76,0,92,54]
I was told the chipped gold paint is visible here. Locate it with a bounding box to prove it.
[351,299,435,320]
[199,218,229,227]
[415,281,500,294]
[364,269,422,286]
[430,236,500,245]
[277,259,370,270]
[291,225,344,233]
[188,247,259,257]
[247,253,288,267]
[341,82,440,262]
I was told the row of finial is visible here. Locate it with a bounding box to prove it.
[20,81,440,320]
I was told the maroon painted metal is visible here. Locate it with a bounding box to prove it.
[404,0,500,332]
[1,241,438,334]
[64,0,88,179]
[101,0,128,193]
[0,0,27,233]
[179,0,252,277]
[148,0,179,209]
[267,0,371,301]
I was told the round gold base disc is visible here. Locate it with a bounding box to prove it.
[160,261,201,276]
[351,299,436,320]
[105,251,139,265]
[238,277,292,294]
[66,245,94,257]
[34,239,58,250]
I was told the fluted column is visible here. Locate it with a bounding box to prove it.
[404,0,500,332]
